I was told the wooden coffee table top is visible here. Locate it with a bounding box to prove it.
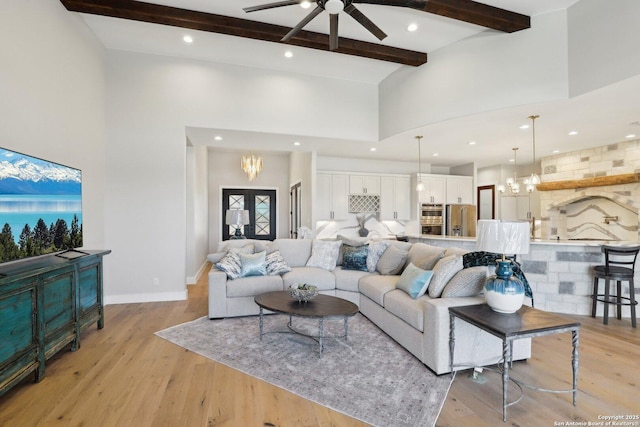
[255,291,359,318]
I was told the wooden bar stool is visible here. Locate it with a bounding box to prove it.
[591,245,639,328]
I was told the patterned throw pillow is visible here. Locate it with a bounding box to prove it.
[342,244,369,271]
[265,250,292,276]
[428,254,464,298]
[396,262,434,299]
[306,240,342,270]
[366,241,389,273]
[441,266,488,297]
[239,251,267,277]
[215,248,244,279]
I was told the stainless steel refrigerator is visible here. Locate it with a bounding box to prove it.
[446,204,477,237]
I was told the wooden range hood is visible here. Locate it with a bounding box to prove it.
[536,173,640,191]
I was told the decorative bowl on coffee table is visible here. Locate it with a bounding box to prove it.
[289,283,318,303]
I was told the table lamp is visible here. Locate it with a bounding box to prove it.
[476,220,530,313]
[226,209,250,239]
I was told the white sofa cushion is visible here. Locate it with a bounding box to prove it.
[376,245,409,275]
[282,267,336,291]
[226,275,284,298]
[366,241,389,272]
[384,289,428,332]
[441,266,487,297]
[406,243,445,270]
[359,275,399,306]
[306,240,342,270]
[332,267,375,292]
[272,239,312,267]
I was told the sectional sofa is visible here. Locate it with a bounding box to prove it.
[207,237,531,375]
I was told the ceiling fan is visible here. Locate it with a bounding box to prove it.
[244,0,387,51]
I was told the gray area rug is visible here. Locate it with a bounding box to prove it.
[156,313,451,427]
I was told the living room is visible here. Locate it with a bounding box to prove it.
[1,0,639,426]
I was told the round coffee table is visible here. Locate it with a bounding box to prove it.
[254,291,359,356]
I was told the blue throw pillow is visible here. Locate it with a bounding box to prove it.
[396,262,434,299]
[239,251,267,277]
[342,244,369,271]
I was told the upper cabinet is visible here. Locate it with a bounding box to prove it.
[380,176,411,220]
[446,176,474,204]
[418,174,446,204]
[349,175,380,195]
[316,173,349,220]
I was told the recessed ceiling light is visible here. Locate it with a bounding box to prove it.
[432,153,439,157]
[509,158,515,162]
[284,51,293,58]
[370,147,377,152]
[300,0,311,9]
[407,23,418,32]
[214,136,222,141]
[183,35,193,44]
[293,141,301,146]
[626,134,636,138]
[468,141,476,145]
[520,124,529,129]
[568,131,578,136]
[552,149,560,154]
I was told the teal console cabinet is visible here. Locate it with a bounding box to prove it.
[0,250,110,397]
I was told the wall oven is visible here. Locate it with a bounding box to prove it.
[420,203,444,236]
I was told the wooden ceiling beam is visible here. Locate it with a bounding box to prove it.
[60,0,428,66]
[359,0,530,33]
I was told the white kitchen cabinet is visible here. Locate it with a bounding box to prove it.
[349,175,380,194]
[446,176,474,204]
[316,173,348,220]
[417,174,446,204]
[380,176,411,220]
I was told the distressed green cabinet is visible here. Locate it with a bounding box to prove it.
[0,250,110,397]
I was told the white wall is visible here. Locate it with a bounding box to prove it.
[289,151,314,230]
[379,11,569,139]
[104,50,378,303]
[186,145,209,284]
[208,150,290,247]
[567,0,640,97]
[317,156,419,174]
[0,1,106,249]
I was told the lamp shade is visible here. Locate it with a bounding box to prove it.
[476,220,530,255]
[225,209,250,226]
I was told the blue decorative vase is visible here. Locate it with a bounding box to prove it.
[484,260,525,313]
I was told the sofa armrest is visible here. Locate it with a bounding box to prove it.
[208,266,229,318]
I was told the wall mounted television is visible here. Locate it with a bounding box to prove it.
[0,147,83,264]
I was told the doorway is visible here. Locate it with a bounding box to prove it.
[290,182,301,238]
[222,189,276,240]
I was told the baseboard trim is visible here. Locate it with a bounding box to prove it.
[187,260,210,285]
[105,290,188,305]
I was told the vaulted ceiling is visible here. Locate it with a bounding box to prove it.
[61,0,530,66]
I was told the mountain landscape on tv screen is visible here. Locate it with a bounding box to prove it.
[0,148,83,263]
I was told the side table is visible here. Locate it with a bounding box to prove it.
[449,304,580,422]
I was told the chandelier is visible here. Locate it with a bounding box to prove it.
[522,114,540,192]
[497,147,521,195]
[241,153,263,181]
[415,135,425,192]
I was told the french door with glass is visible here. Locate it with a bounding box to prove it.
[222,189,276,240]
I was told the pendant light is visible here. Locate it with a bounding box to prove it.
[498,147,521,195]
[415,135,425,192]
[523,114,540,192]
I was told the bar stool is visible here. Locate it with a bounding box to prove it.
[591,245,639,328]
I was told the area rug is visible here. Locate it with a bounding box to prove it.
[155,313,452,427]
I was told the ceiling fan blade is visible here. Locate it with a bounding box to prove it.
[243,0,303,13]
[343,3,387,41]
[329,13,339,50]
[281,6,323,42]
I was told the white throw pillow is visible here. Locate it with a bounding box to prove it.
[305,240,342,270]
[428,254,463,298]
[366,241,389,273]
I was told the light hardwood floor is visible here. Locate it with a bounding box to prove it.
[0,270,637,426]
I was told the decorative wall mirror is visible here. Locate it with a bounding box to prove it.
[477,185,496,220]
